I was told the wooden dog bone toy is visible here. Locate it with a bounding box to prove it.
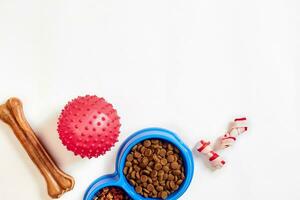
[196,140,225,169]
[214,117,248,150]
[0,98,75,199]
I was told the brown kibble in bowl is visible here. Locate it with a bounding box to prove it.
[141,175,148,183]
[144,148,152,157]
[143,140,152,147]
[171,162,179,170]
[124,139,185,199]
[147,184,155,191]
[154,163,163,170]
[167,155,175,163]
[126,154,134,162]
[134,152,141,158]
[161,158,168,165]
[135,186,143,194]
[151,170,158,177]
[142,157,149,165]
[94,187,132,200]
[159,149,167,157]
[161,191,168,199]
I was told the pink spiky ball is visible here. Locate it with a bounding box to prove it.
[57,95,121,158]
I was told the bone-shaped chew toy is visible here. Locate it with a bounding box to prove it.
[0,98,75,198]
[196,140,225,169]
[214,117,248,150]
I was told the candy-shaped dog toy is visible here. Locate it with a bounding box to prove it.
[215,117,248,150]
[196,140,225,169]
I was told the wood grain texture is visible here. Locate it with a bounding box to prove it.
[0,98,75,199]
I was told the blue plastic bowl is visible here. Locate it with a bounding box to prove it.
[84,128,194,200]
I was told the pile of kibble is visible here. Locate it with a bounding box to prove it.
[123,139,185,199]
[93,187,132,200]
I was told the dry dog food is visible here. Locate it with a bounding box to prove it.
[94,187,132,200]
[123,139,185,199]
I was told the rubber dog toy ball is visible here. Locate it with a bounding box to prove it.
[58,95,121,158]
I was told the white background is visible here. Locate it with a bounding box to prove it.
[0,0,299,200]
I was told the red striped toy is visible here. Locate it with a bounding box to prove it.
[196,117,248,169]
[196,140,225,169]
[215,117,248,150]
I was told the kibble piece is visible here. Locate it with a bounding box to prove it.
[163,173,169,180]
[148,161,154,167]
[129,179,136,186]
[161,158,168,166]
[162,165,170,173]
[153,154,160,162]
[173,169,181,176]
[147,184,154,192]
[158,149,167,157]
[139,162,147,169]
[156,185,163,192]
[142,157,149,165]
[154,163,162,170]
[158,174,164,181]
[177,179,183,185]
[141,175,148,183]
[128,166,133,174]
[153,180,159,186]
[167,155,175,163]
[135,186,143,194]
[132,145,138,150]
[151,139,159,144]
[144,148,152,157]
[174,154,178,162]
[160,180,166,186]
[142,169,150,175]
[151,170,158,177]
[106,193,113,199]
[167,144,174,150]
[123,166,128,175]
[170,181,176,190]
[133,159,138,165]
[125,161,132,167]
[130,171,136,179]
[158,170,164,176]
[143,140,152,147]
[168,174,175,181]
[134,152,141,158]
[134,165,141,172]
[143,188,150,194]
[161,191,168,199]
[137,144,142,150]
[146,166,153,172]
[127,154,134,162]
[171,162,179,170]
[167,150,173,156]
